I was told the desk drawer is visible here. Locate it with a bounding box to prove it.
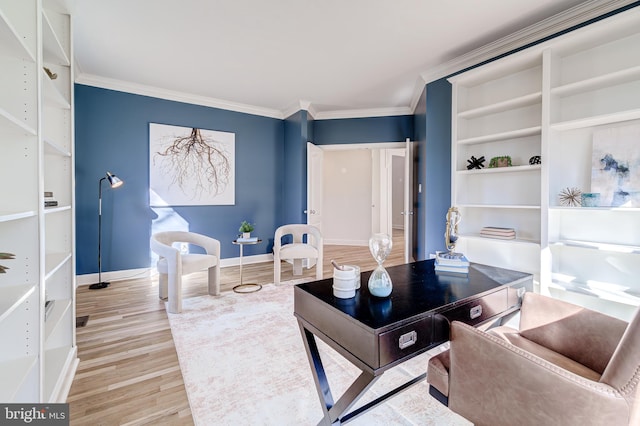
[379,316,432,367]
[441,288,508,327]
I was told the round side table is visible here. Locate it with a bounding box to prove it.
[232,238,263,293]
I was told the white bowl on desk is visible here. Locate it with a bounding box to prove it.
[333,266,357,298]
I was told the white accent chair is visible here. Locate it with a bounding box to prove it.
[151,231,220,313]
[273,224,323,285]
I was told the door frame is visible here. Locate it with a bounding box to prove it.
[306,142,413,252]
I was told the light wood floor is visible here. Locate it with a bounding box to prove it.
[68,235,406,425]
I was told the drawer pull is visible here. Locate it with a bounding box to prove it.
[399,331,417,349]
[470,305,482,319]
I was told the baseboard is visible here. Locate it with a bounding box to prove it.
[52,346,78,403]
[76,267,154,286]
[220,253,273,267]
[76,253,274,286]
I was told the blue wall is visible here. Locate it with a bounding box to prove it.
[423,78,452,257]
[74,88,416,276]
[314,115,413,145]
[282,110,313,225]
[75,85,284,275]
[411,80,452,260]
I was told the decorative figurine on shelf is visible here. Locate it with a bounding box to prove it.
[467,155,485,170]
[489,155,512,168]
[442,206,464,259]
[367,233,393,297]
[558,187,582,207]
[581,192,601,207]
[529,155,541,165]
[0,252,15,274]
[43,66,57,80]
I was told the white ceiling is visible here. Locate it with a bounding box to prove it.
[72,0,600,119]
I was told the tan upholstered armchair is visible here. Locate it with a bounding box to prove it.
[428,292,639,426]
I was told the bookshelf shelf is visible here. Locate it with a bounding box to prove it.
[450,7,640,318]
[0,0,77,403]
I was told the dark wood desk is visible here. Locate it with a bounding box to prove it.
[294,259,532,425]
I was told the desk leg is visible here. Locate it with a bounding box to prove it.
[299,324,381,425]
[299,322,427,424]
[299,326,334,424]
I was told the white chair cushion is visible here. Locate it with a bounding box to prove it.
[278,243,318,260]
[157,254,217,275]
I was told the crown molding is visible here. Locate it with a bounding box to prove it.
[409,75,428,114]
[419,0,636,87]
[77,71,413,120]
[282,100,319,120]
[281,104,302,120]
[75,73,285,119]
[307,104,318,119]
[280,101,411,120]
[299,100,317,119]
[314,106,413,120]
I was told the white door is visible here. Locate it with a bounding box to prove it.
[403,138,415,263]
[306,142,323,231]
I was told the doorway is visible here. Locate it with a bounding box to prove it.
[391,150,407,260]
[306,141,414,262]
[380,144,414,263]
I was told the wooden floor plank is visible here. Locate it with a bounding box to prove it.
[68,235,406,424]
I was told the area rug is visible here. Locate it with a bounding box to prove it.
[168,281,471,425]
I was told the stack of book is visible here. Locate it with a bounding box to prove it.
[44,191,58,207]
[236,236,258,243]
[434,251,470,274]
[480,227,516,240]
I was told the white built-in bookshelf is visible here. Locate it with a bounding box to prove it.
[0,0,77,402]
[450,6,640,321]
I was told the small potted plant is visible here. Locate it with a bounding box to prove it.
[239,221,254,239]
[489,155,512,168]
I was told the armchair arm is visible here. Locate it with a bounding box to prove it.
[151,237,179,261]
[519,293,628,373]
[308,226,323,249]
[448,321,630,426]
[274,226,284,251]
[187,233,220,258]
[150,236,181,275]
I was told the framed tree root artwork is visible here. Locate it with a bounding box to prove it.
[150,123,235,206]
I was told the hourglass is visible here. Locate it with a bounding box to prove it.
[367,233,393,297]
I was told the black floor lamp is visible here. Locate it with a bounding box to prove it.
[89,171,124,290]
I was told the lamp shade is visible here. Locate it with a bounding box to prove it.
[106,172,124,188]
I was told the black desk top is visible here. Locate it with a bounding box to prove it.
[295,259,531,330]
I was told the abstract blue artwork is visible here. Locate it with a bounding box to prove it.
[591,123,640,207]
